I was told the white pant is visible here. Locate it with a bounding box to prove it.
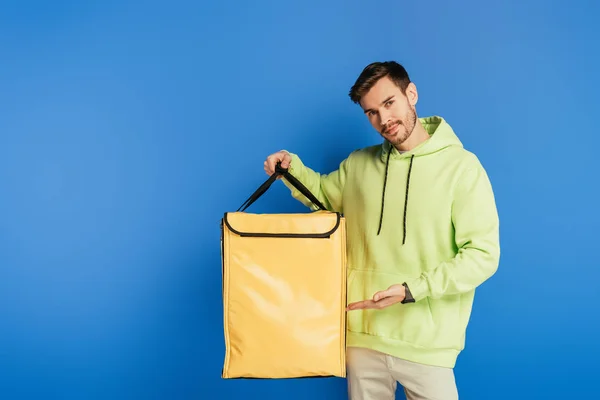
[346,347,458,400]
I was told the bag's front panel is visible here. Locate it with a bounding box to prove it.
[222,212,346,379]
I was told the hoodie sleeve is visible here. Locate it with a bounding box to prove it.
[404,157,500,301]
[280,151,349,213]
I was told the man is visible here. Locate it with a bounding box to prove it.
[264,61,500,400]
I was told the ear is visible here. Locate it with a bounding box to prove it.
[405,82,418,106]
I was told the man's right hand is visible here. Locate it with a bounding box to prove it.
[264,150,292,177]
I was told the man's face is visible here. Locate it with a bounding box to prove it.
[360,76,418,148]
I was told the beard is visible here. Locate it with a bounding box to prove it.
[381,106,417,148]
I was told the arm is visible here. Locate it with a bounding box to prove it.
[281,151,350,213]
[404,157,501,301]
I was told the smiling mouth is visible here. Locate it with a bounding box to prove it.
[385,124,400,135]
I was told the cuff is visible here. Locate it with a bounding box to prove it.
[403,277,430,302]
[401,282,415,304]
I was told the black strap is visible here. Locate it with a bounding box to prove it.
[237,162,328,212]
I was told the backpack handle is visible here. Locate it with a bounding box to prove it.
[237,162,328,212]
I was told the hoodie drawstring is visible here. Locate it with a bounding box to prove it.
[376,149,392,236]
[377,151,415,245]
[402,155,415,244]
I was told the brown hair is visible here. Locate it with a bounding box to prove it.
[349,61,411,104]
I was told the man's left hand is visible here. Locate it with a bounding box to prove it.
[346,284,406,311]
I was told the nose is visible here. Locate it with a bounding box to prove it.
[379,109,392,127]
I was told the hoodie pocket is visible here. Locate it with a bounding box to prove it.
[346,268,437,347]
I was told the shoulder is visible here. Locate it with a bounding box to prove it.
[460,149,484,169]
[338,144,385,173]
[448,148,496,197]
[346,144,382,161]
[447,146,487,175]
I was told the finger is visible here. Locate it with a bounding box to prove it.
[266,157,276,175]
[373,290,391,302]
[280,152,291,168]
[373,296,403,309]
[346,300,376,311]
[373,285,402,302]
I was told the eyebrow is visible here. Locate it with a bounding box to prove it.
[364,95,395,114]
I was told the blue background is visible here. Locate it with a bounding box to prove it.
[1,0,598,399]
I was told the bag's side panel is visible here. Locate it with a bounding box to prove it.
[223,212,346,379]
[221,220,233,378]
[338,217,347,378]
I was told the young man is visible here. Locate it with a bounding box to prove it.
[264,61,500,400]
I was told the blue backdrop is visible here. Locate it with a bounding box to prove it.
[2,0,599,399]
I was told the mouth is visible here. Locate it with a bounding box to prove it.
[384,123,400,136]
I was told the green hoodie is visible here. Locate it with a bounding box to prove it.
[282,116,500,368]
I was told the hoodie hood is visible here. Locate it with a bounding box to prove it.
[380,116,463,162]
[377,116,462,241]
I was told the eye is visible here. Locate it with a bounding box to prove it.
[385,100,394,107]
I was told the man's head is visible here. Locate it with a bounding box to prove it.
[349,61,419,148]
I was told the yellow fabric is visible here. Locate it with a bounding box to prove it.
[221,210,347,379]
